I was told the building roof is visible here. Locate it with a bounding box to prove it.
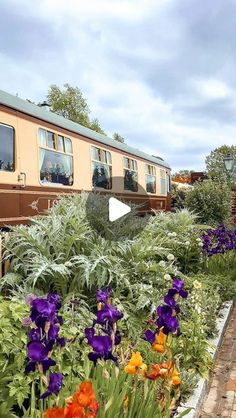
[0,89,170,169]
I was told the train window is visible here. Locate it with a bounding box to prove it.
[39,150,73,186]
[123,157,138,192]
[91,146,112,189]
[0,123,14,172]
[58,135,64,152]
[146,164,156,193]
[38,128,73,186]
[167,173,171,192]
[64,137,72,154]
[38,128,47,147]
[47,131,56,149]
[160,169,166,194]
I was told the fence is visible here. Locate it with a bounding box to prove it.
[0,232,11,278]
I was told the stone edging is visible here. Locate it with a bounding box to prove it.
[177,300,234,418]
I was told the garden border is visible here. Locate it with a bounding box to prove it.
[177,300,234,418]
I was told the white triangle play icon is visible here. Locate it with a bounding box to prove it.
[109,197,131,222]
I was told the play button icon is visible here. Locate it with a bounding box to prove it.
[85,175,152,241]
[109,197,131,222]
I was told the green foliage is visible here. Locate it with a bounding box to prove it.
[171,183,189,210]
[185,179,232,226]
[0,297,31,413]
[47,83,105,134]
[205,144,236,185]
[90,364,164,418]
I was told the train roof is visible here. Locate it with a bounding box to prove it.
[0,89,170,169]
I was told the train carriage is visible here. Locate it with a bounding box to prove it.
[0,89,171,227]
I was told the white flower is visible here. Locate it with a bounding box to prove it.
[167,253,175,261]
[196,238,202,242]
[195,305,202,314]
[164,274,171,280]
[159,260,166,267]
[185,241,190,247]
[193,280,202,289]
[171,232,177,237]
[167,232,173,237]
[198,242,203,247]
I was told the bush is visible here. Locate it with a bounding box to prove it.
[185,179,232,226]
[171,183,189,210]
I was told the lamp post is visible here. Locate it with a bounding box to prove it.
[223,153,234,188]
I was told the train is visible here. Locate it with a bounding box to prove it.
[0,89,171,227]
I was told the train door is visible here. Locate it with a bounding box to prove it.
[0,122,22,224]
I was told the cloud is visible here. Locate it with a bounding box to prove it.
[1,0,236,172]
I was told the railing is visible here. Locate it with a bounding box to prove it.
[0,232,11,278]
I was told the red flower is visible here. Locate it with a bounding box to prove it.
[65,404,84,418]
[44,407,65,418]
[145,364,161,380]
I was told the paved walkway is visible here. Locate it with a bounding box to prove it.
[199,305,236,418]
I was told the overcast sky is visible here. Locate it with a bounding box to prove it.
[1,0,236,172]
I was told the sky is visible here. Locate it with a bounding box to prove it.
[1,0,236,172]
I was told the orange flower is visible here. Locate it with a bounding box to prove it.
[145,364,160,380]
[159,362,172,377]
[44,407,65,418]
[45,382,99,418]
[152,329,166,353]
[123,395,129,409]
[172,365,181,385]
[124,352,147,375]
[73,381,95,408]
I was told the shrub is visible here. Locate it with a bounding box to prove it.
[185,179,232,226]
[171,183,189,210]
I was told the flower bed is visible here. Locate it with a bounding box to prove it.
[0,194,235,417]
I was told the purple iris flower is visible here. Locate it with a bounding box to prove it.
[29,328,41,341]
[88,350,117,365]
[96,305,123,325]
[87,334,117,365]
[96,288,112,304]
[40,373,63,399]
[89,335,112,353]
[202,225,236,257]
[25,341,56,374]
[25,292,65,377]
[27,341,49,362]
[164,290,177,307]
[114,330,121,345]
[144,329,156,344]
[85,328,118,365]
[31,299,56,321]
[172,278,188,299]
[157,304,172,318]
[48,324,60,340]
[47,294,61,309]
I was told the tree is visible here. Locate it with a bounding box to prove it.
[47,84,105,134]
[205,145,236,185]
[113,132,125,143]
[89,118,105,135]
